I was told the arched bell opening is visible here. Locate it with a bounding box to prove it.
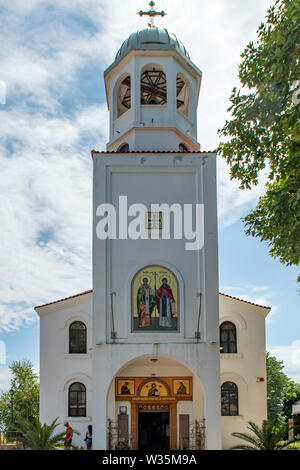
[178,142,190,153]
[114,74,131,120]
[176,73,191,118]
[141,64,167,106]
[118,143,130,153]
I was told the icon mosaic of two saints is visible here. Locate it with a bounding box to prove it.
[133,266,178,331]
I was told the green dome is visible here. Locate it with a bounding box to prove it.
[114,27,191,64]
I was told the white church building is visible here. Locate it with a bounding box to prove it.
[36,4,270,451]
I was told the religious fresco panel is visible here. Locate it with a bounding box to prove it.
[115,377,192,401]
[173,379,190,396]
[131,265,179,332]
[116,379,135,396]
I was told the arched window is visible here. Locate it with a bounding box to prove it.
[179,143,189,152]
[117,75,131,118]
[141,68,167,105]
[176,74,190,117]
[69,321,87,354]
[68,382,86,417]
[118,143,130,153]
[220,321,237,353]
[221,382,238,416]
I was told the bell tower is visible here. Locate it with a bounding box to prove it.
[92,2,221,451]
[104,3,202,152]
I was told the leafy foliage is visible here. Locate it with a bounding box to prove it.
[0,360,39,432]
[283,382,300,419]
[230,420,299,450]
[266,352,298,422]
[218,0,300,274]
[283,382,300,436]
[13,417,66,450]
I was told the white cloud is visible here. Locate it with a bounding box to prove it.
[0,366,11,393]
[0,0,274,332]
[0,341,5,365]
[269,341,300,384]
[221,284,279,323]
[217,157,268,227]
[0,104,108,331]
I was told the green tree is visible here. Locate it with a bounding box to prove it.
[0,360,39,432]
[218,0,300,277]
[14,417,66,450]
[266,352,297,422]
[230,420,298,450]
[283,382,300,436]
[283,382,300,419]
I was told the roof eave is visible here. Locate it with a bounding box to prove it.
[104,45,202,78]
[220,292,271,315]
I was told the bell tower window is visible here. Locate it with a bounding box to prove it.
[117,75,131,118]
[118,143,130,153]
[179,143,189,153]
[141,67,167,105]
[176,74,190,118]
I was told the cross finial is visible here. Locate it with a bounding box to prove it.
[137,1,167,28]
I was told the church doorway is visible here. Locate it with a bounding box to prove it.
[110,354,205,449]
[138,411,170,450]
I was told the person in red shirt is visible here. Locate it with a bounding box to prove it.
[64,422,73,449]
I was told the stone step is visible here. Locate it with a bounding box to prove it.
[0,444,23,450]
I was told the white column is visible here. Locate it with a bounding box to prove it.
[92,391,108,449]
[167,59,176,122]
[92,352,112,450]
[204,350,222,450]
[133,58,141,125]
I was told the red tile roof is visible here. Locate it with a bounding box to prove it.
[219,293,271,310]
[35,289,270,310]
[91,150,216,157]
[35,290,92,309]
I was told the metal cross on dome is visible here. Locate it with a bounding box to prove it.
[137,1,167,28]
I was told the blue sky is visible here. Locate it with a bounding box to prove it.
[0,0,299,391]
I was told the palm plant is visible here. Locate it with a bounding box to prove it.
[230,420,299,450]
[13,417,68,450]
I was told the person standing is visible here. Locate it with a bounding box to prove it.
[148,383,160,397]
[64,421,73,449]
[156,278,176,328]
[84,425,93,450]
[137,277,156,327]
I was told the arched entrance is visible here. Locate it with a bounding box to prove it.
[107,354,205,450]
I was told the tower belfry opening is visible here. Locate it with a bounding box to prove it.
[104,0,202,152]
[117,76,131,118]
[141,68,167,105]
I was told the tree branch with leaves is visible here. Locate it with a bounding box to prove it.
[218,0,300,280]
[0,360,39,432]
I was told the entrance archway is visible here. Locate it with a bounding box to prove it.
[107,354,205,450]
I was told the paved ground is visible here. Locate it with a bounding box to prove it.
[0,443,24,450]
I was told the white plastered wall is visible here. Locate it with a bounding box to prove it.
[219,295,269,449]
[37,293,93,448]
